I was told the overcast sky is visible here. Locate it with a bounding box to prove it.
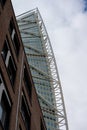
[12,0,87,130]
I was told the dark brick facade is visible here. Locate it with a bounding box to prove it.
[0,0,46,130]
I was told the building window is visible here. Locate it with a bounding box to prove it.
[0,92,11,130]
[13,33,20,55]
[0,0,6,7]
[21,95,31,130]
[24,65,32,99]
[9,19,14,36]
[9,19,20,56]
[1,39,17,86]
[7,56,16,86]
[41,119,45,130]
[1,39,11,67]
[0,73,11,130]
[19,125,22,130]
[1,40,9,61]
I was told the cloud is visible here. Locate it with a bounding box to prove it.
[46,1,87,130]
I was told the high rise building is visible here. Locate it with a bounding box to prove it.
[0,1,46,130]
[17,8,68,130]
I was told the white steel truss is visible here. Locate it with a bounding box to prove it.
[17,8,68,130]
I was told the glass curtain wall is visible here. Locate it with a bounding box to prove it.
[17,8,68,130]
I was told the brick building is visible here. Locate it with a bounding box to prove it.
[0,0,46,130]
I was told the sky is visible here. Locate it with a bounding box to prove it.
[12,0,87,130]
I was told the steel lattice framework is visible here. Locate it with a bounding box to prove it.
[17,8,68,130]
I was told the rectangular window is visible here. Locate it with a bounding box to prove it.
[0,0,6,7]
[0,91,11,130]
[9,19,20,56]
[41,119,45,130]
[1,39,10,67]
[19,126,22,130]
[1,40,9,61]
[12,32,20,55]
[9,19,14,36]
[21,96,31,130]
[24,65,32,98]
[1,39,17,87]
[0,73,11,130]
[7,56,16,86]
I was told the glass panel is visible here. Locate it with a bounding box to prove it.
[7,56,16,86]
[1,40,9,61]
[9,19,20,56]
[0,105,3,120]
[24,66,31,98]
[21,97,30,130]
[0,91,11,130]
[13,33,20,55]
[0,0,6,7]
